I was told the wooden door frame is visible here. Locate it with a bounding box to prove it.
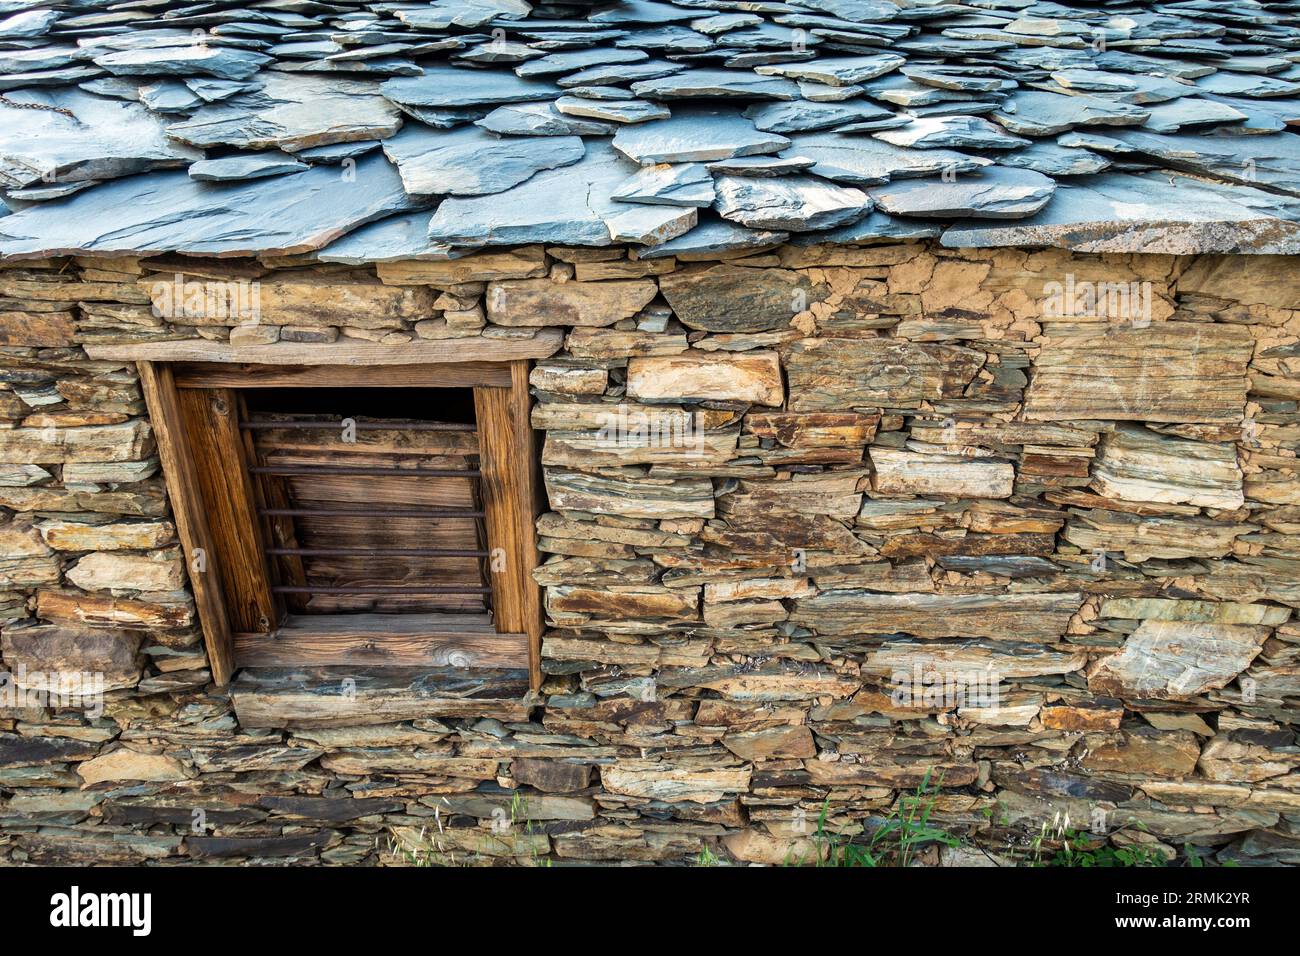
[137,359,545,692]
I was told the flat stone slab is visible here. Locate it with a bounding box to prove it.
[638,216,788,258]
[395,0,532,29]
[870,166,1055,219]
[477,102,616,135]
[756,54,905,87]
[611,163,715,206]
[0,87,200,189]
[999,141,1109,176]
[992,90,1151,136]
[941,171,1300,254]
[92,44,270,81]
[1106,129,1300,198]
[0,152,420,259]
[167,74,403,152]
[380,64,557,109]
[743,100,898,133]
[714,174,871,231]
[554,96,670,124]
[189,152,308,182]
[382,124,583,196]
[428,140,689,247]
[874,115,1029,150]
[788,132,991,185]
[630,69,800,100]
[314,211,445,263]
[613,109,790,164]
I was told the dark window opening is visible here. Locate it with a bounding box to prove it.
[239,387,489,618]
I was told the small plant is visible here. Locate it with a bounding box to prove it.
[793,770,965,867]
[695,844,720,867]
[1028,813,1168,868]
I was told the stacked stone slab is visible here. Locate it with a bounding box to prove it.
[0,241,1297,866]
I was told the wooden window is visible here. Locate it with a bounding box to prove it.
[136,360,544,692]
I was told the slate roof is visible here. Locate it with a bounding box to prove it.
[1,0,1299,261]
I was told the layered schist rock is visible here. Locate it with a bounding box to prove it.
[0,237,1297,869]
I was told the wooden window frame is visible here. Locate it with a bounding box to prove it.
[136,359,545,692]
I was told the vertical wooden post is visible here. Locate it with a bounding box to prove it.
[177,387,278,634]
[474,361,545,691]
[136,362,236,686]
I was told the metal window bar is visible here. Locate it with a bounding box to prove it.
[241,419,476,432]
[243,407,493,617]
[272,585,492,595]
[250,465,482,478]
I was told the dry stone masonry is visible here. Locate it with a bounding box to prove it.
[1,238,1298,865]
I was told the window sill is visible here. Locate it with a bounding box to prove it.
[229,665,537,729]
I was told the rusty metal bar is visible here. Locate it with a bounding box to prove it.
[241,420,476,432]
[251,465,481,478]
[259,507,484,518]
[266,547,489,558]
[272,585,492,595]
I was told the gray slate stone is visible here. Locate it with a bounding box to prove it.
[631,69,799,100]
[873,115,1029,150]
[714,173,870,231]
[0,152,420,258]
[787,132,991,185]
[611,163,715,206]
[395,0,531,30]
[992,91,1151,136]
[743,100,897,133]
[871,166,1054,220]
[1142,98,1249,133]
[1107,130,1300,198]
[638,216,787,259]
[315,211,449,263]
[189,152,308,182]
[0,87,201,189]
[706,155,817,177]
[613,109,790,164]
[380,64,557,109]
[167,74,403,152]
[93,45,270,81]
[428,140,642,247]
[477,102,616,136]
[941,172,1300,255]
[756,54,904,87]
[999,142,1109,177]
[554,96,670,124]
[382,124,583,196]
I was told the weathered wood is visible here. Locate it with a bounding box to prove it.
[135,361,236,685]
[84,328,563,365]
[173,361,512,389]
[234,613,528,668]
[474,360,545,690]
[177,387,278,634]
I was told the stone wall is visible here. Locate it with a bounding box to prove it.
[1,240,1298,866]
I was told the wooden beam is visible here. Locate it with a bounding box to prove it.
[173,361,511,390]
[474,360,545,691]
[233,613,528,668]
[85,329,563,366]
[135,362,237,686]
[178,387,278,634]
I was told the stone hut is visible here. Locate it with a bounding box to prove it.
[1,0,1299,866]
